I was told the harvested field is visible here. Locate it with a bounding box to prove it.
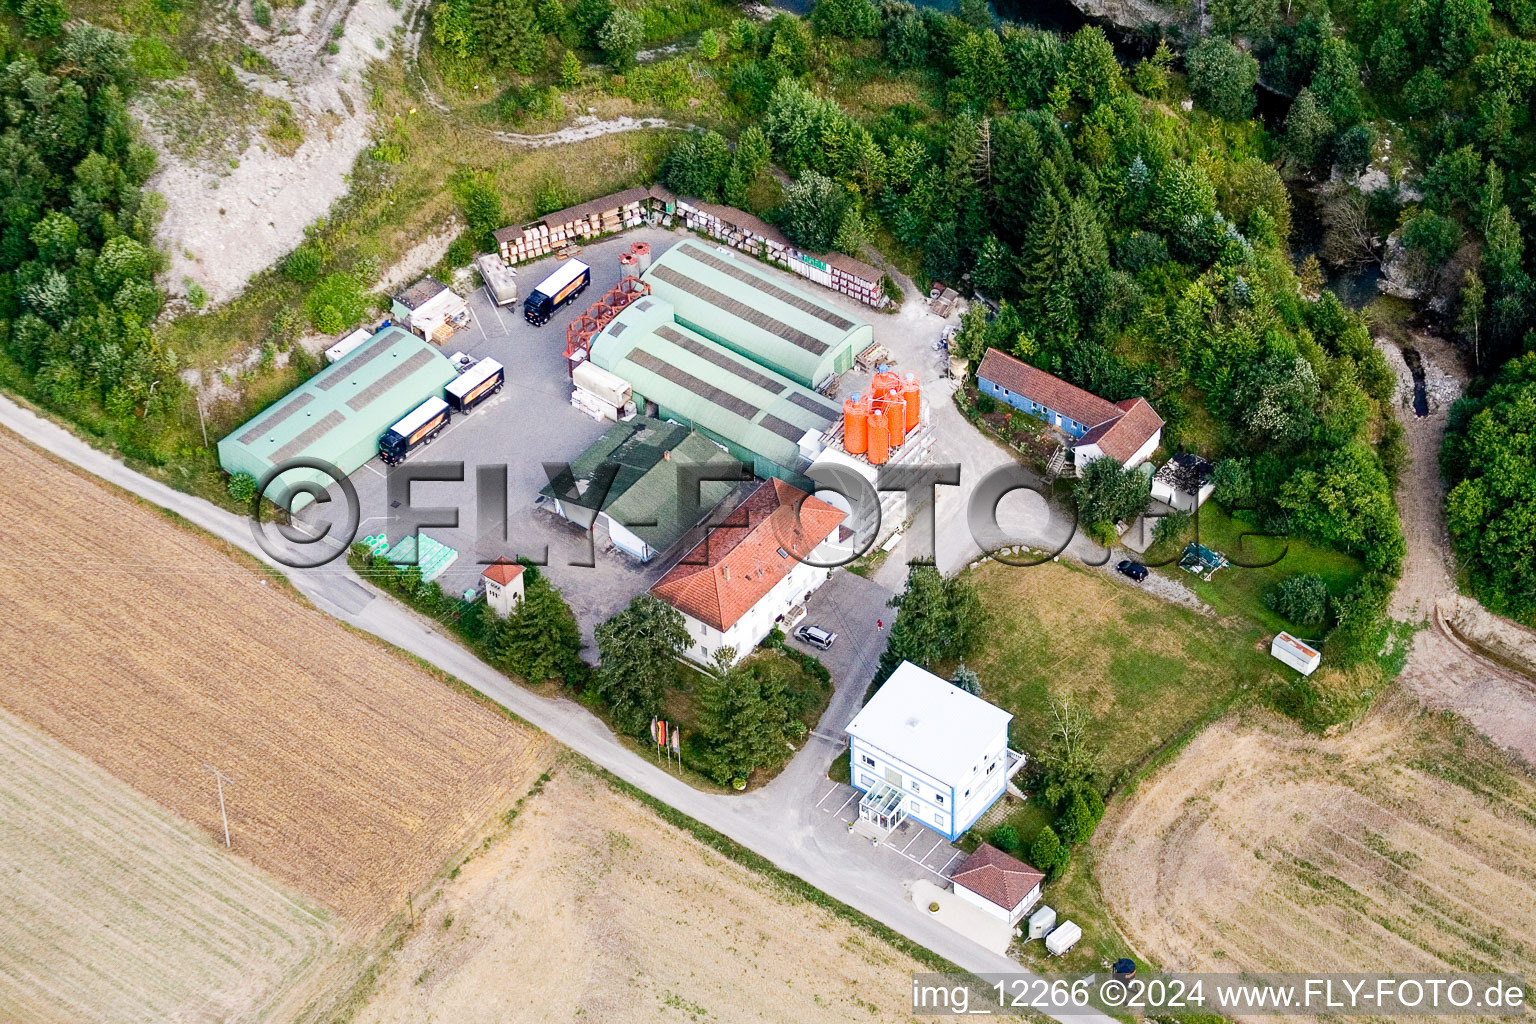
[0,706,335,1024]
[1099,694,1536,1020]
[0,429,555,932]
[349,766,968,1024]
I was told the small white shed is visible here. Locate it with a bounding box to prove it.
[325,327,373,364]
[1045,920,1082,956]
[1027,904,1057,940]
[1270,632,1322,676]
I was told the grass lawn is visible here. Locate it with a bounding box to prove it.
[1142,502,1367,637]
[960,558,1280,794]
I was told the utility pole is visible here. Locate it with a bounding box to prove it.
[204,764,233,848]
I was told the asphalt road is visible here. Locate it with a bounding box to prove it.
[0,392,1112,1023]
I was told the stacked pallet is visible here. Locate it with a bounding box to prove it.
[495,190,654,265]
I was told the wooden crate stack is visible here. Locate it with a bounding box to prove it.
[498,196,651,265]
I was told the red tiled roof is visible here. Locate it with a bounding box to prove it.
[951,843,1046,911]
[976,348,1162,463]
[650,480,845,632]
[1087,397,1164,463]
[481,560,524,586]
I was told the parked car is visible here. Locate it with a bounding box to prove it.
[1115,559,1149,583]
[795,624,837,650]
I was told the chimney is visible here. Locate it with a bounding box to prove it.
[663,450,671,460]
[721,564,730,580]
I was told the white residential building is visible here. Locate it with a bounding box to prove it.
[650,479,846,667]
[845,661,1013,842]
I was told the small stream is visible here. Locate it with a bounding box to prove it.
[1286,180,1384,310]
[1400,346,1431,417]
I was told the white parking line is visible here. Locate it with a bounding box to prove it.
[486,300,509,333]
[940,850,965,874]
[815,784,843,809]
[834,791,858,817]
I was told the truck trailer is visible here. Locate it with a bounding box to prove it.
[379,396,451,465]
[524,259,590,326]
[476,254,518,307]
[445,358,505,414]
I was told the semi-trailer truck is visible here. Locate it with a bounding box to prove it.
[444,357,505,414]
[379,396,451,465]
[524,259,590,326]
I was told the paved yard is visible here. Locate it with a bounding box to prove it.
[808,780,967,882]
[301,229,679,644]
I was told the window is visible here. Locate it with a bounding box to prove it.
[908,781,920,794]
[964,788,971,798]
[860,774,876,789]
[986,760,998,775]
[935,794,944,805]
[861,754,875,768]
[934,811,945,826]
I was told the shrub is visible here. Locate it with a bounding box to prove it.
[597,8,643,70]
[304,272,370,334]
[1266,573,1331,626]
[988,823,1020,852]
[227,472,258,504]
[1030,825,1067,878]
[284,244,323,283]
[251,0,272,27]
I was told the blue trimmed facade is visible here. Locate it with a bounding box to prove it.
[976,377,1091,438]
[847,733,1007,842]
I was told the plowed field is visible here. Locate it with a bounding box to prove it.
[0,428,554,932]
[1099,695,1536,1022]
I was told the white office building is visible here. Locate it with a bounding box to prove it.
[845,661,1014,842]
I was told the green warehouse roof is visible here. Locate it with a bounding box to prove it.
[540,417,742,557]
[639,240,870,389]
[539,416,695,513]
[604,431,742,556]
[217,326,457,510]
[588,298,841,481]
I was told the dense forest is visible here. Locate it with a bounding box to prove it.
[0,15,180,460]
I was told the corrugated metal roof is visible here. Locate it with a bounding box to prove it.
[603,430,743,555]
[640,241,871,389]
[216,326,457,509]
[589,300,837,474]
[538,416,693,510]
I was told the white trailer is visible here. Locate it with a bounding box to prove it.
[1271,632,1322,676]
[1027,905,1057,940]
[1045,921,1082,956]
[325,328,373,364]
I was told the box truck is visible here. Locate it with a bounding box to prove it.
[524,259,590,325]
[379,397,451,465]
[445,358,505,414]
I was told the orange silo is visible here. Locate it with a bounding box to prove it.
[882,393,906,447]
[871,370,900,400]
[866,408,889,465]
[842,393,869,454]
[901,374,921,432]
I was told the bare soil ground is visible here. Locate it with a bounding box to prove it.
[1098,694,1536,1023]
[0,428,556,933]
[147,0,414,304]
[0,706,337,1024]
[347,764,970,1024]
[1376,330,1536,761]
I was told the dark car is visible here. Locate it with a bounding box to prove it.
[795,624,837,650]
[1116,559,1149,583]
